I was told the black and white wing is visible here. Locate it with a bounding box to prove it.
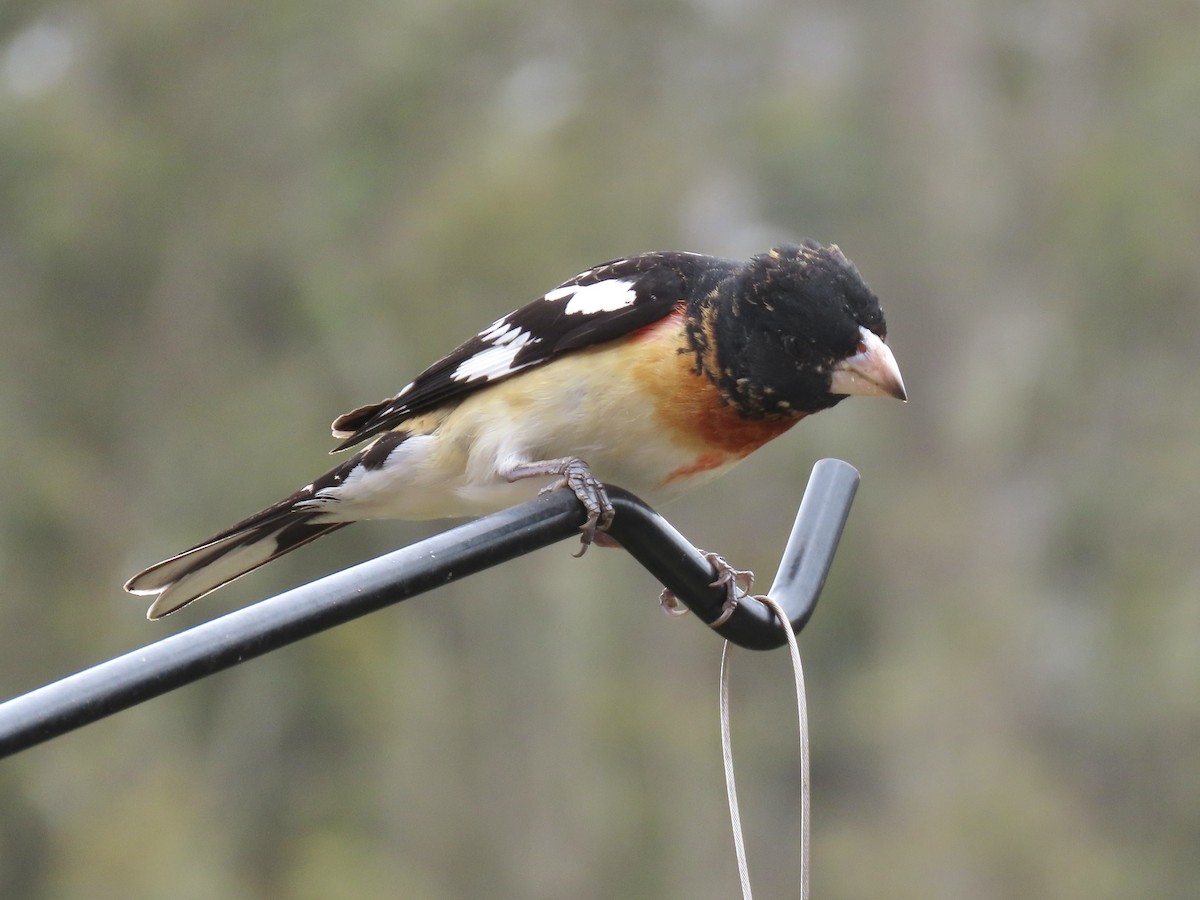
[331,252,710,451]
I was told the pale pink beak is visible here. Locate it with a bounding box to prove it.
[829,327,907,401]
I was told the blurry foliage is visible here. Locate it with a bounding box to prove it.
[2,0,1199,897]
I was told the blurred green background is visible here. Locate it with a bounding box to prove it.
[2,0,1198,897]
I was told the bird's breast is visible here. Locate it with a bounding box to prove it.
[625,316,804,486]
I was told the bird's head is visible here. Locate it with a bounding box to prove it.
[710,241,906,417]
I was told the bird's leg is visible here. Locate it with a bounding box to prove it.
[504,457,615,556]
[659,551,754,625]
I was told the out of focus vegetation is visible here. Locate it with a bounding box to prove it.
[2,0,1198,897]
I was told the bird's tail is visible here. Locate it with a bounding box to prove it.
[125,497,350,620]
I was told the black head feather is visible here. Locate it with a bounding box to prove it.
[697,241,889,417]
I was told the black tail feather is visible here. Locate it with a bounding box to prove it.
[125,502,350,619]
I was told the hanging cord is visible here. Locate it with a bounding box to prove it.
[719,595,810,900]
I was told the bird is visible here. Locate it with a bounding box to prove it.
[126,241,906,619]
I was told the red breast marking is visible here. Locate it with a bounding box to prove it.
[661,451,730,484]
[659,399,802,485]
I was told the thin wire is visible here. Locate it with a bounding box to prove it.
[719,639,754,900]
[760,595,811,900]
[718,597,811,900]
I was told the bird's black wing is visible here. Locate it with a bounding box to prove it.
[331,252,721,451]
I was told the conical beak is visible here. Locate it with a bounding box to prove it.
[829,327,907,401]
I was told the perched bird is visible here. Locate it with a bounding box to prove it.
[126,241,906,619]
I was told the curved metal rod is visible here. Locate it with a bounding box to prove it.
[607,457,859,647]
[0,459,858,759]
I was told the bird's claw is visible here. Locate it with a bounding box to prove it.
[704,552,754,626]
[659,551,755,626]
[659,588,690,617]
[536,458,614,557]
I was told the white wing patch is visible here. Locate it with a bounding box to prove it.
[451,324,539,383]
[545,278,638,315]
[449,278,639,385]
[479,314,515,341]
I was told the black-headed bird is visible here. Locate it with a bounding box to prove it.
[126,241,906,619]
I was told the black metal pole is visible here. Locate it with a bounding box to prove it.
[0,459,859,759]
